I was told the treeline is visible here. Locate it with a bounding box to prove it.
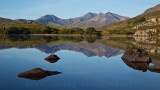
[0,23,101,35]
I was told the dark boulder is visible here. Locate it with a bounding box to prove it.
[45,54,60,63]
[18,68,61,80]
[122,49,152,63]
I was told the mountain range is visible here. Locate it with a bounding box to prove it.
[17,12,129,28]
[0,12,129,29]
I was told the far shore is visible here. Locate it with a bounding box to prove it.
[1,34,160,38]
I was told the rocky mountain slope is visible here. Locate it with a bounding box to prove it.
[144,4,160,14]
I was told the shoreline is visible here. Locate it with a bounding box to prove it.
[1,34,160,38]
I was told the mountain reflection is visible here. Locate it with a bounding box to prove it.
[18,68,61,80]
[0,35,124,58]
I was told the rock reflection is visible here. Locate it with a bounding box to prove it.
[122,48,151,72]
[121,48,160,73]
[18,68,61,80]
[149,65,160,73]
[45,54,60,63]
[122,59,149,72]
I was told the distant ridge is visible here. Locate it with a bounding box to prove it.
[0,17,17,24]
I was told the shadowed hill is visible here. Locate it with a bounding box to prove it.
[0,17,17,24]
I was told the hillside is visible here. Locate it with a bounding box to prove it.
[16,12,129,28]
[144,4,160,14]
[0,17,17,24]
[68,21,102,29]
[97,4,160,35]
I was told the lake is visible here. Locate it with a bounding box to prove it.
[0,35,160,90]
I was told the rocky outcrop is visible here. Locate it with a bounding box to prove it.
[134,29,157,36]
[45,54,60,63]
[147,18,160,23]
[122,49,152,63]
[18,68,61,80]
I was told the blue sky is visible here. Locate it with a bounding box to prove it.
[0,0,160,19]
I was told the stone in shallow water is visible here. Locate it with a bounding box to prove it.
[45,54,60,63]
[18,68,61,80]
[122,49,152,63]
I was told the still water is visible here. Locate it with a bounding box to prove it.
[0,35,160,90]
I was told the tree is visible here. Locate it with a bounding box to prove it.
[85,27,97,35]
[51,28,59,34]
[6,27,19,34]
[0,26,4,34]
[41,26,52,34]
[74,28,84,35]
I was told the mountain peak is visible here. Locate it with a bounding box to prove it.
[98,12,105,15]
[83,12,97,17]
[86,12,94,14]
[40,14,59,19]
[106,12,112,14]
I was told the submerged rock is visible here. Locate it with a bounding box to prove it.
[122,49,152,63]
[45,54,60,63]
[18,68,61,80]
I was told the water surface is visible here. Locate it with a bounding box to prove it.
[0,35,160,90]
